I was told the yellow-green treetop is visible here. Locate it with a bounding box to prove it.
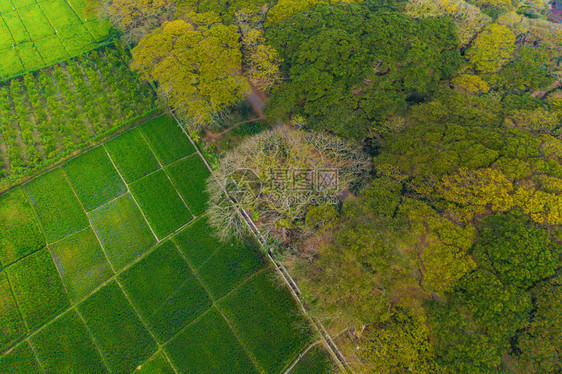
[131,17,248,128]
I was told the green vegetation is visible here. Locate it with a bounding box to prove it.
[129,170,193,239]
[219,271,313,373]
[63,147,126,211]
[172,217,223,269]
[31,310,107,373]
[195,238,264,299]
[0,342,42,374]
[89,194,156,271]
[77,281,157,373]
[165,307,259,374]
[118,241,211,342]
[104,129,160,183]
[6,248,69,331]
[139,115,195,166]
[165,154,210,216]
[23,168,89,243]
[289,345,335,374]
[48,228,113,302]
[0,187,44,266]
[0,0,112,80]
[0,46,156,190]
[135,353,174,374]
[0,272,26,353]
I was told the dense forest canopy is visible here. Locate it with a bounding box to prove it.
[94,0,562,372]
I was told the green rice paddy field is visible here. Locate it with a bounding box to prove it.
[0,115,334,373]
[0,0,112,80]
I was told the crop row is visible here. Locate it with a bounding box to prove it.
[0,44,156,190]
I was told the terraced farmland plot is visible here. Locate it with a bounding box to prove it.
[0,114,323,373]
[0,0,113,80]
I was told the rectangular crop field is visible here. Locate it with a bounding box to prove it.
[104,129,160,184]
[24,168,89,243]
[0,187,44,267]
[0,342,42,373]
[63,146,126,211]
[118,241,211,342]
[166,154,211,216]
[0,0,113,80]
[30,310,107,373]
[5,248,69,331]
[165,307,259,374]
[219,271,314,373]
[48,228,113,302]
[78,281,157,373]
[89,194,156,271]
[289,344,335,374]
[0,272,26,353]
[140,116,195,166]
[129,170,193,239]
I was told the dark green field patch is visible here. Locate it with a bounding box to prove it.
[78,281,157,373]
[6,248,69,331]
[289,344,335,374]
[63,147,126,211]
[31,310,107,373]
[0,187,44,267]
[49,228,113,302]
[140,115,195,166]
[0,342,42,374]
[0,272,26,353]
[165,307,258,374]
[130,170,192,239]
[89,194,156,271]
[196,239,264,299]
[172,218,221,269]
[135,352,174,374]
[118,241,211,342]
[219,271,314,373]
[24,168,89,243]
[166,154,210,216]
[104,129,160,184]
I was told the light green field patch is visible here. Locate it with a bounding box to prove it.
[0,19,14,49]
[219,271,314,373]
[0,272,26,354]
[17,6,53,40]
[166,154,210,216]
[165,307,259,374]
[16,42,44,71]
[63,146,126,211]
[89,194,156,271]
[2,11,28,44]
[172,218,221,269]
[0,187,45,266]
[0,1,15,13]
[49,228,113,302]
[118,241,211,342]
[0,342,42,374]
[35,35,68,65]
[0,47,23,78]
[40,0,80,30]
[31,310,107,373]
[135,352,174,374]
[104,129,160,184]
[140,115,195,166]
[84,19,112,40]
[78,281,157,373]
[58,23,93,55]
[129,170,192,239]
[6,248,69,331]
[24,168,89,243]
